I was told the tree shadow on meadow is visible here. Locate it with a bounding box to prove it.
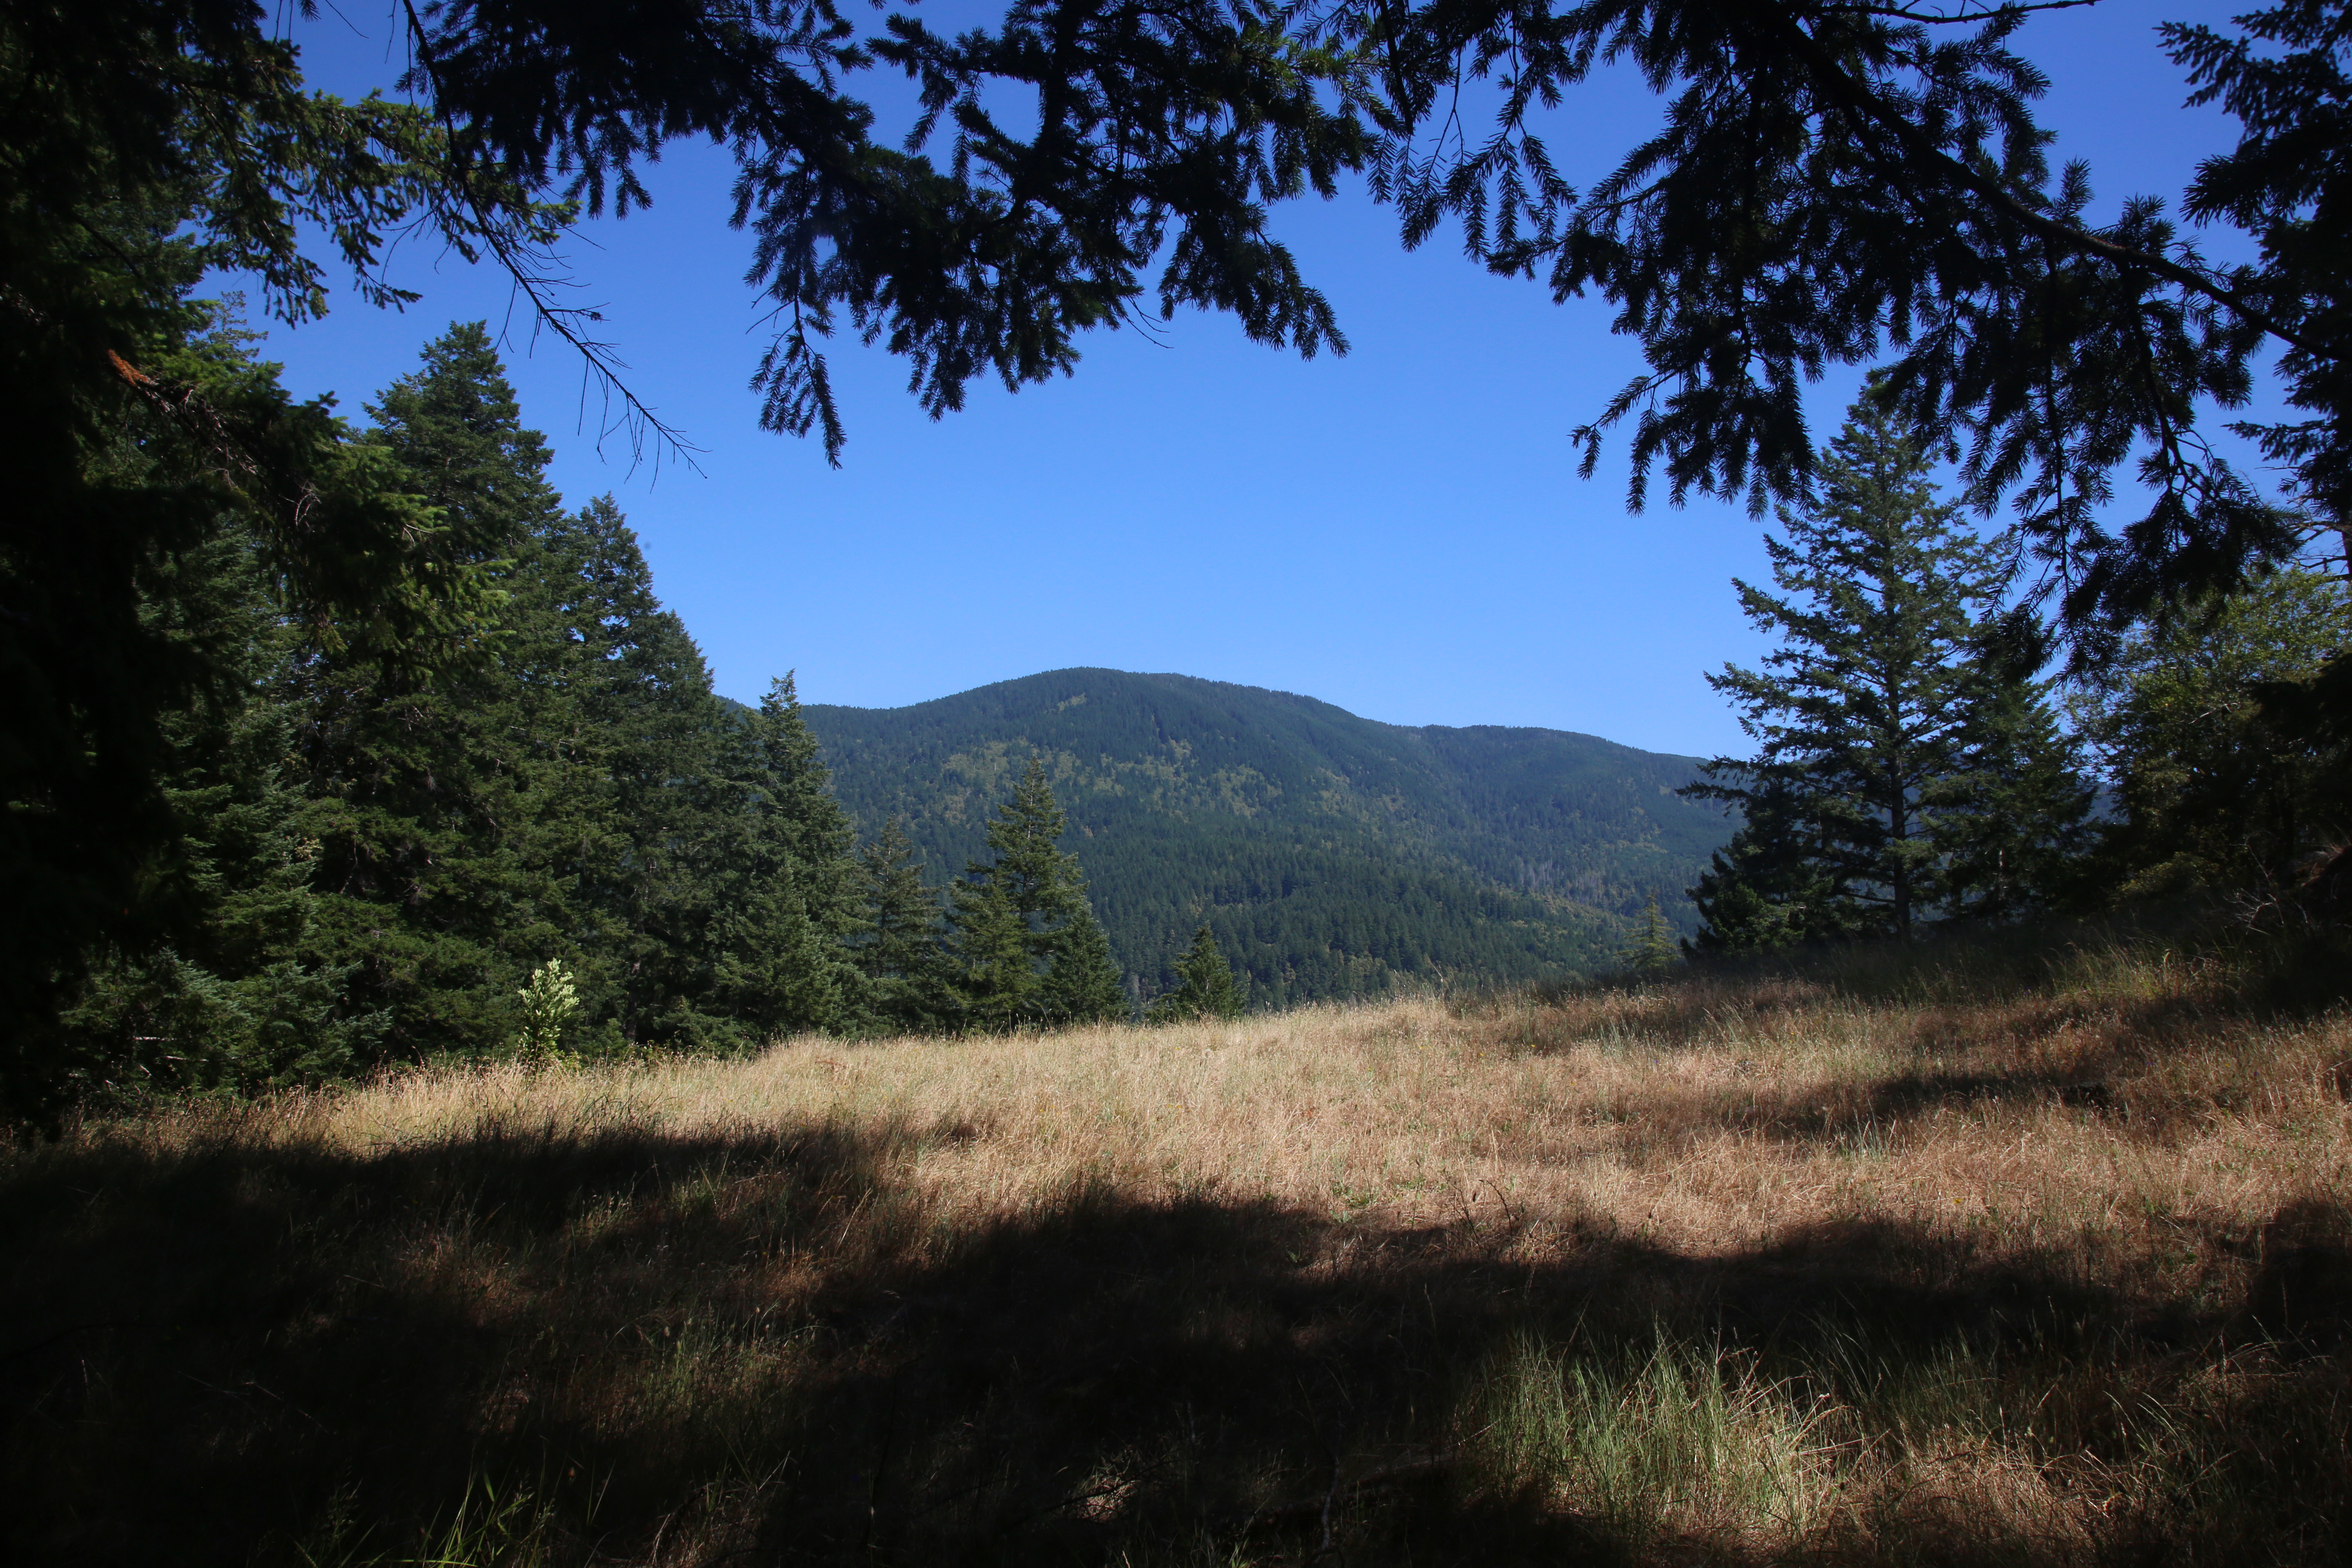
[4,1104,2349,1568]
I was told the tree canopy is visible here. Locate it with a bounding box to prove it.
[403,0,2352,626]
[1347,0,2349,637]
[22,0,2346,595]
[17,0,2352,656]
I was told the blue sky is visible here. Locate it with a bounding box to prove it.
[244,1,2259,755]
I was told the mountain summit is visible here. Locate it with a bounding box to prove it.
[805,669,1732,1007]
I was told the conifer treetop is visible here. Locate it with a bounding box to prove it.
[1685,386,2091,947]
[1149,923,1246,1022]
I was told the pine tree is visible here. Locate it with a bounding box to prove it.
[943,758,1120,1031]
[1620,896,1680,978]
[698,674,866,1043]
[1685,389,2091,949]
[1938,623,2098,921]
[535,494,732,1047]
[944,874,1035,1032]
[38,312,896,1088]
[291,323,578,1059]
[290,338,880,1060]
[62,500,387,1094]
[2073,569,2352,902]
[1686,776,1849,953]
[1042,906,1129,1025]
[851,817,951,1032]
[1147,924,1245,1022]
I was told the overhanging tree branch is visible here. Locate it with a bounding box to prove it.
[1775,9,2311,355]
[397,0,702,474]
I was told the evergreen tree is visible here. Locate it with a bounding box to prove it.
[548,495,736,1047]
[945,874,1036,1032]
[2073,570,2352,902]
[739,675,863,940]
[61,407,389,1094]
[0,16,523,1116]
[1686,776,1850,953]
[1685,391,2090,949]
[1939,626,2098,922]
[1146,924,1245,1022]
[1619,896,1680,978]
[943,759,1120,1031]
[28,307,890,1094]
[62,696,390,1096]
[1042,906,1130,1025]
[287,336,880,1059]
[699,675,866,1043]
[851,818,952,1032]
[290,323,577,1059]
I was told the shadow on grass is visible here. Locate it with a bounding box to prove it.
[1710,1068,2127,1154]
[4,1109,2349,1566]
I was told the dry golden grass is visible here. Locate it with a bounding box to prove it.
[7,930,2352,1565]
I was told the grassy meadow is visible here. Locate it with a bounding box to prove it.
[7,929,2352,1565]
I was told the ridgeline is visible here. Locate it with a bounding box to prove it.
[804,670,1733,1007]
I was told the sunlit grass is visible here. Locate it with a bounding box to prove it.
[7,925,2351,1563]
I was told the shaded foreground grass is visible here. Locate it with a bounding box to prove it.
[7,931,2352,1564]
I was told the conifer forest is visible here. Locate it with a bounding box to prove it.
[7,1,2352,1564]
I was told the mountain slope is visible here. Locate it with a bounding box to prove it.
[804,669,1733,1007]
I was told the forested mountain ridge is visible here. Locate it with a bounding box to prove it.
[804,670,1732,1007]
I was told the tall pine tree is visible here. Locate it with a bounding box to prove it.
[1938,624,2096,921]
[943,759,1125,1031]
[699,675,868,1043]
[1686,391,2090,950]
[289,326,875,1057]
[288,323,575,1059]
[60,318,391,1094]
[44,316,886,1093]
[851,817,952,1033]
[536,494,737,1048]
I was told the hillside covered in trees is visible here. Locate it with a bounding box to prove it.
[805,674,1730,1008]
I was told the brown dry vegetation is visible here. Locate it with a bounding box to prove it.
[7,928,2352,1566]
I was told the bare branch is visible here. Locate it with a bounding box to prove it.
[1816,0,2107,23]
[396,1,702,477]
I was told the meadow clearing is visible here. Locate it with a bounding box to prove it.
[6,929,2351,1565]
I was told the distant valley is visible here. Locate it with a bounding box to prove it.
[804,670,1733,1007]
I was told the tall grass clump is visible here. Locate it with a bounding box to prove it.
[1479,1329,1844,1544]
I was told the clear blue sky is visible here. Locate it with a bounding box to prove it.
[242,1,2257,756]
